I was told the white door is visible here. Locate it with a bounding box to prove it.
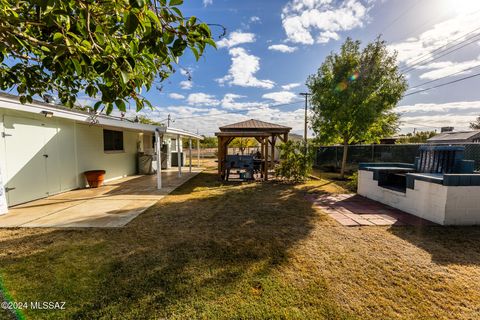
[3,116,50,206]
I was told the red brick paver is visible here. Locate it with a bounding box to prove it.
[307,194,436,227]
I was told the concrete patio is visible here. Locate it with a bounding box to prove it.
[0,167,202,228]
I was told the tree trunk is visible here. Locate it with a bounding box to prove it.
[340,138,348,179]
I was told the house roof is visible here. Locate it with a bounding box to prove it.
[0,92,203,140]
[427,130,480,142]
[219,119,291,131]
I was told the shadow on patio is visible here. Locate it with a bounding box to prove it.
[0,167,203,228]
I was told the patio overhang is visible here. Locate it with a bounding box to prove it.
[0,92,203,191]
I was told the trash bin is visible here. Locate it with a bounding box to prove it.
[138,153,154,175]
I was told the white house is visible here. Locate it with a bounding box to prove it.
[0,93,202,208]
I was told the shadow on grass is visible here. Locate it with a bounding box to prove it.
[0,171,350,319]
[388,226,480,265]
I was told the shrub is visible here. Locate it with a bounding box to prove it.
[346,171,358,191]
[275,141,314,182]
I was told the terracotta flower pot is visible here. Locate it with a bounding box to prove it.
[84,170,106,188]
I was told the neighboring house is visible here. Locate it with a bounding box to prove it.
[0,93,201,207]
[427,130,480,144]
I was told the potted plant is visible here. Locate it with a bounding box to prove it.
[84,170,106,188]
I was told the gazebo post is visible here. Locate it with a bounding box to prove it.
[217,136,222,176]
[270,135,276,169]
[264,137,269,181]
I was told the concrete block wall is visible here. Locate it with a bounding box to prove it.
[358,170,480,225]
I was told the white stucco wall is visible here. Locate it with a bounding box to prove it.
[0,108,141,205]
[358,170,480,225]
[75,123,139,185]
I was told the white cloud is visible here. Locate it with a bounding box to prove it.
[415,58,480,81]
[203,0,212,7]
[262,91,298,104]
[221,94,265,110]
[268,44,298,53]
[179,80,193,90]
[281,0,371,45]
[169,93,185,100]
[282,82,301,90]
[389,10,480,67]
[137,104,309,136]
[216,47,275,89]
[217,31,256,48]
[186,93,220,106]
[396,100,480,132]
[180,67,193,77]
[250,16,261,23]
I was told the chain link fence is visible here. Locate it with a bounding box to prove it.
[315,143,480,172]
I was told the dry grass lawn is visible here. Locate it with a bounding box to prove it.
[1,164,480,319]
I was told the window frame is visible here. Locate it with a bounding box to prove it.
[103,129,125,153]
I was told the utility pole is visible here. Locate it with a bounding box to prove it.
[167,114,171,127]
[299,92,311,145]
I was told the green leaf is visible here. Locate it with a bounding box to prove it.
[93,62,109,74]
[169,0,183,6]
[115,99,126,112]
[94,101,102,111]
[106,102,113,114]
[120,68,130,84]
[146,10,161,26]
[135,98,144,112]
[143,99,153,110]
[190,47,199,60]
[72,59,82,75]
[129,0,146,8]
[53,32,63,42]
[125,12,139,34]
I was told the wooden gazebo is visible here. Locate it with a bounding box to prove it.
[215,119,292,181]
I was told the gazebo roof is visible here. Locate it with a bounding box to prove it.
[219,119,291,132]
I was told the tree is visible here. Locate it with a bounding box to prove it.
[230,138,258,155]
[199,136,218,148]
[0,0,216,113]
[470,116,480,129]
[397,131,436,144]
[275,141,313,182]
[307,37,407,178]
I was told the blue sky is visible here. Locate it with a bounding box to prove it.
[59,1,480,135]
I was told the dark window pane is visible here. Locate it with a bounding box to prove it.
[103,129,124,151]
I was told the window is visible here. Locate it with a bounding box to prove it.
[171,138,177,152]
[103,129,124,152]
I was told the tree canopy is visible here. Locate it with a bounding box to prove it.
[0,0,216,113]
[470,116,480,130]
[397,131,437,144]
[307,37,407,177]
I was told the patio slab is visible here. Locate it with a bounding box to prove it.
[308,193,436,227]
[0,167,203,228]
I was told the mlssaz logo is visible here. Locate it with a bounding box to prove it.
[30,301,66,310]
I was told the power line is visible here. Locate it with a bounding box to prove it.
[400,25,480,73]
[407,63,480,90]
[380,0,424,35]
[404,71,480,96]
[400,120,438,128]
[403,35,480,74]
